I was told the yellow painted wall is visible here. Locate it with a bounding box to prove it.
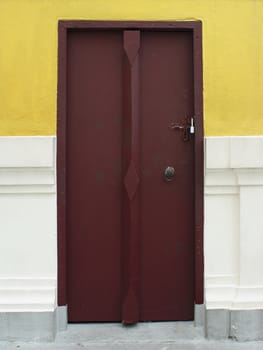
[0,0,263,136]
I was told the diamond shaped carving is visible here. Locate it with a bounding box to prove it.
[124,161,140,201]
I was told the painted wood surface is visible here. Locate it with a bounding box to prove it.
[59,24,199,322]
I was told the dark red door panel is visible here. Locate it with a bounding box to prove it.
[66,31,123,321]
[140,32,194,320]
[66,29,194,323]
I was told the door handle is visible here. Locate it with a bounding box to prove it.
[164,166,175,181]
[169,117,195,141]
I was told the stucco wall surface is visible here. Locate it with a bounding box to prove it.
[0,0,263,136]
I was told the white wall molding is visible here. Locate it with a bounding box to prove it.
[0,136,54,168]
[231,286,263,310]
[205,186,239,195]
[206,274,238,309]
[206,136,263,169]
[0,136,55,193]
[0,278,56,312]
[206,169,237,186]
[205,136,263,311]
[206,274,263,310]
[206,274,239,286]
[235,169,263,186]
[205,169,238,195]
[0,136,57,314]
[230,137,263,169]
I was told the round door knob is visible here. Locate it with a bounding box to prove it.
[164,166,175,181]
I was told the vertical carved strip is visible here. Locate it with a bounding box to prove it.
[122,30,141,324]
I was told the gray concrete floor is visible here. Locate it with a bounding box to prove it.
[1,322,263,349]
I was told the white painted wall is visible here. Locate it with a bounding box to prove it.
[0,136,263,313]
[205,136,263,310]
[0,137,56,312]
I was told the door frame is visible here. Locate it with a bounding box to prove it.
[57,20,204,308]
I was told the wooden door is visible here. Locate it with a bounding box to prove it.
[65,28,195,323]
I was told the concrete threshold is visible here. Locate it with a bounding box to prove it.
[1,322,263,349]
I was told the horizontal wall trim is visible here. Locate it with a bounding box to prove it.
[206,275,263,310]
[0,137,55,168]
[205,186,239,195]
[235,169,263,186]
[0,185,56,194]
[206,136,263,169]
[206,169,263,193]
[0,136,55,193]
[0,168,54,185]
[206,274,239,285]
[0,278,56,312]
[205,169,237,186]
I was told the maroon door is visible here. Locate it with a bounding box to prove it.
[66,28,194,323]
